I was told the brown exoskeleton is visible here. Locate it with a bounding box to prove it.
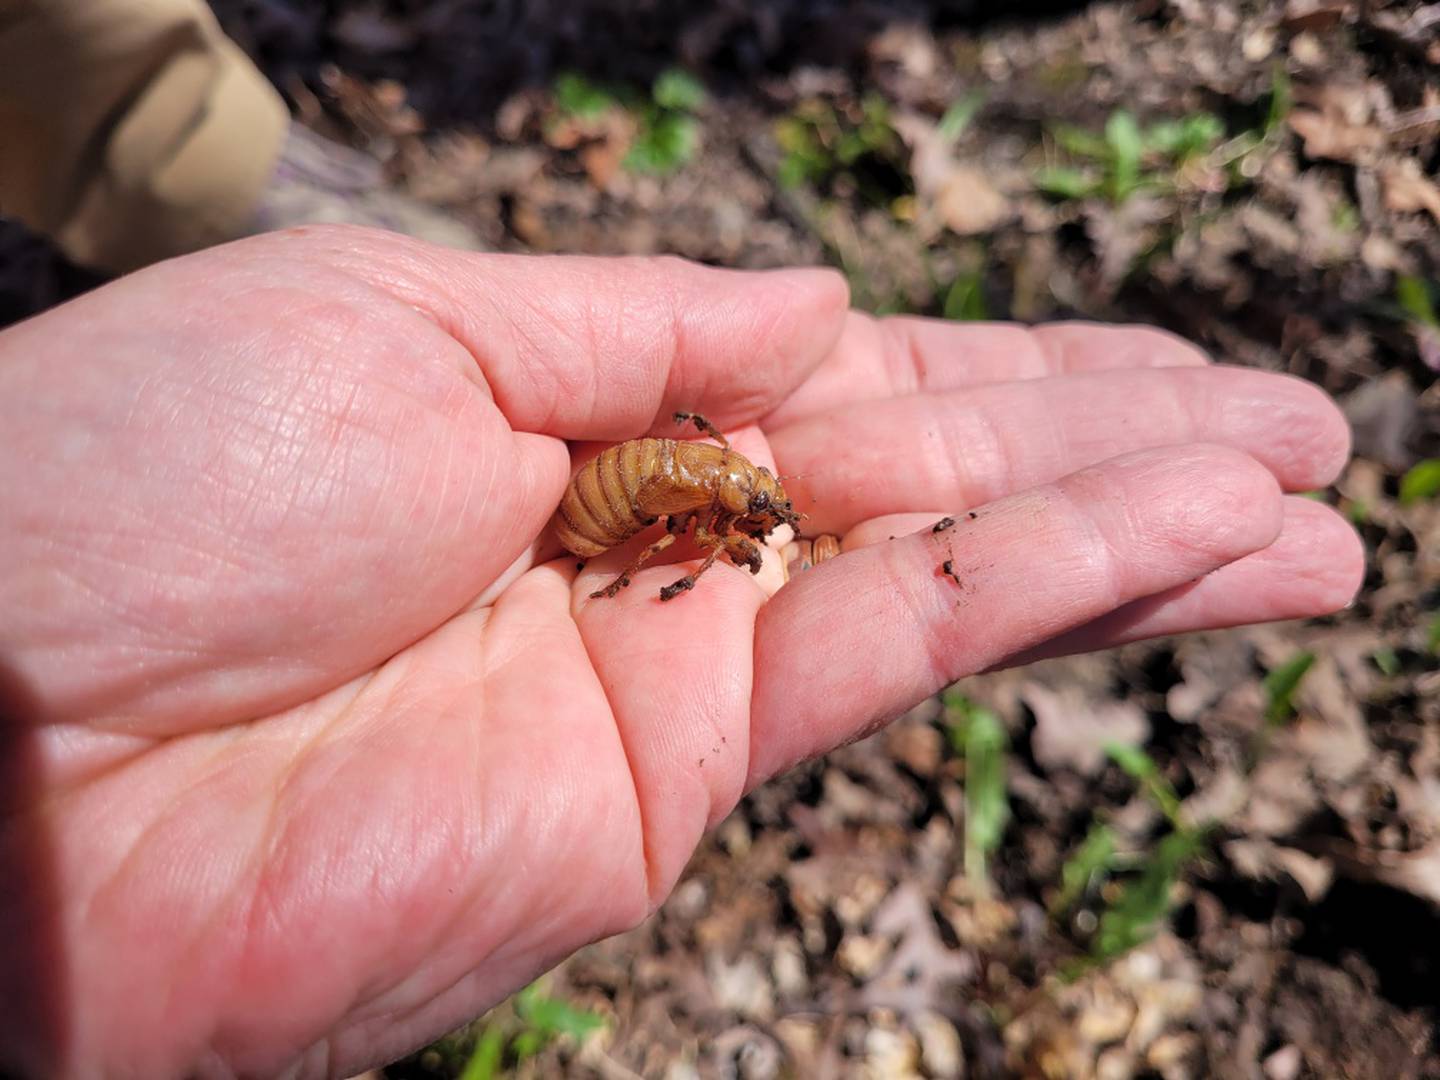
[554,412,803,601]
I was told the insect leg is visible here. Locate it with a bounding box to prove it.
[590,533,678,599]
[660,546,724,601]
[722,534,764,575]
[666,510,698,536]
[659,516,729,600]
[672,411,730,450]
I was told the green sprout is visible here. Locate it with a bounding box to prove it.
[1054,738,1222,970]
[1399,459,1440,506]
[1344,498,1371,526]
[1051,820,1118,916]
[551,68,705,176]
[552,72,618,119]
[625,68,706,175]
[938,89,987,142]
[942,267,990,321]
[1265,64,1294,137]
[1263,651,1316,728]
[458,1028,506,1080]
[1104,743,1182,827]
[1396,276,1440,328]
[942,690,1010,893]
[775,94,907,205]
[1035,109,1225,204]
[1091,827,1209,961]
[451,981,607,1079]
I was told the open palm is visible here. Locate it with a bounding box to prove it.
[0,226,1361,1078]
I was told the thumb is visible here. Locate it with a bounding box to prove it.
[278,225,853,441]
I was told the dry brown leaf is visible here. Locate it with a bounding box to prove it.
[1291,655,1374,785]
[1282,0,1353,32]
[1271,846,1335,902]
[891,111,1012,237]
[934,165,1011,235]
[867,22,940,80]
[1243,755,1322,836]
[1385,103,1440,148]
[401,133,490,203]
[1365,3,1440,63]
[1236,839,1336,902]
[1181,765,1249,830]
[1343,373,1421,469]
[858,883,975,1020]
[1086,195,1172,291]
[580,141,627,190]
[1167,634,1258,723]
[1288,108,1385,162]
[1381,158,1440,223]
[1306,839,1440,905]
[1021,682,1149,776]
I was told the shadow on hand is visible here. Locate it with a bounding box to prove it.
[0,661,67,1078]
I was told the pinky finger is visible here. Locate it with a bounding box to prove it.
[999,497,1364,667]
[748,444,1286,788]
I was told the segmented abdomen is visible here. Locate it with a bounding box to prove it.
[554,438,673,557]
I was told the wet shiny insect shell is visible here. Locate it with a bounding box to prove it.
[554,412,803,601]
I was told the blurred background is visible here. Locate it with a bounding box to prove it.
[3,1,1438,1076]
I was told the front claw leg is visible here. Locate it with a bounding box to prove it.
[725,535,764,575]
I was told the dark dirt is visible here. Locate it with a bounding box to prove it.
[3,1,1438,1077]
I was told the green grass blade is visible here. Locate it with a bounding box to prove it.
[553,71,616,118]
[514,985,606,1041]
[943,693,1010,891]
[1092,828,1208,960]
[1104,111,1144,202]
[1051,123,1111,159]
[1372,646,1401,676]
[965,710,1008,839]
[1035,166,1101,200]
[458,1026,506,1080]
[1051,821,1117,915]
[1103,743,1182,826]
[1396,276,1440,328]
[1266,64,1294,135]
[1399,459,1440,505]
[938,90,987,142]
[624,113,699,174]
[1145,113,1223,160]
[943,270,989,321]
[653,68,706,112]
[1263,651,1316,727]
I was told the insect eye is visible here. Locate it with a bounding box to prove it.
[748,491,771,513]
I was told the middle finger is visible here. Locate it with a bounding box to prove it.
[769,365,1349,534]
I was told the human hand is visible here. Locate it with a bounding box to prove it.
[0,226,1361,1078]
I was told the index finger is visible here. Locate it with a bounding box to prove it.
[761,313,1211,429]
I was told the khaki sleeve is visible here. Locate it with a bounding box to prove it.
[0,0,289,272]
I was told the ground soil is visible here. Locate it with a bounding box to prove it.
[2,1,1437,1077]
